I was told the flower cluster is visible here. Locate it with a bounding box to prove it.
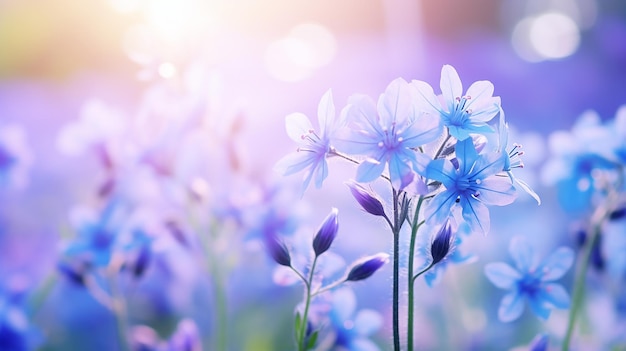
[276,65,539,350]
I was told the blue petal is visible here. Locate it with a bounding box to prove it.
[388,154,414,190]
[498,291,525,322]
[460,197,490,235]
[313,158,329,189]
[317,89,335,136]
[540,247,574,281]
[528,296,551,320]
[425,159,456,188]
[378,78,412,126]
[356,158,386,183]
[455,139,479,176]
[509,236,536,272]
[474,177,517,206]
[424,190,456,225]
[484,262,521,289]
[538,283,570,309]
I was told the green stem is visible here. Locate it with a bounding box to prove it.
[107,260,130,351]
[562,169,623,350]
[298,256,318,351]
[392,189,401,351]
[407,197,425,351]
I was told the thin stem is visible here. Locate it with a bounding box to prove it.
[329,150,391,182]
[407,196,425,351]
[391,188,401,351]
[298,256,318,351]
[562,169,623,351]
[107,257,130,351]
[433,133,452,160]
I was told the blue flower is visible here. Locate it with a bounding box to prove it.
[541,111,617,213]
[325,288,382,351]
[336,78,441,190]
[0,284,39,351]
[63,201,124,267]
[275,90,341,194]
[425,138,516,235]
[412,65,500,141]
[0,124,32,189]
[497,108,541,205]
[484,236,574,322]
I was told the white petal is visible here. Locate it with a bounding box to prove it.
[440,65,463,113]
[317,89,335,136]
[285,112,314,142]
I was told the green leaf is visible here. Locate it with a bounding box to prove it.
[306,330,319,350]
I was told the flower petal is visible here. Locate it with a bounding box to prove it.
[528,297,551,320]
[274,152,314,176]
[425,159,456,188]
[410,79,443,117]
[474,177,517,206]
[440,65,462,113]
[460,196,490,235]
[498,291,525,322]
[285,113,314,143]
[388,154,414,189]
[509,236,536,272]
[425,190,456,225]
[484,262,521,289]
[540,247,574,281]
[538,283,570,309]
[465,80,495,110]
[332,288,356,321]
[356,158,386,183]
[378,78,412,126]
[317,89,335,137]
[455,139,479,176]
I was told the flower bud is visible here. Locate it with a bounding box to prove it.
[57,262,86,286]
[312,208,339,257]
[346,181,386,218]
[265,233,291,267]
[609,206,626,221]
[431,220,453,265]
[529,333,549,351]
[346,253,389,282]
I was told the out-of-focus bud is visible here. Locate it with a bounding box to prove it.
[57,262,86,286]
[265,233,291,267]
[430,220,453,265]
[346,180,387,218]
[312,208,339,257]
[346,253,389,282]
[609,206,626,221]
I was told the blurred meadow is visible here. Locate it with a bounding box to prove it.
[1,0,626,350]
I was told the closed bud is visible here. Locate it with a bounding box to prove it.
[265,233,291,267]
[346,253,389,282]
[346,181,387,218]
[609,206,626,221]
[529,333,549,351]
[312,208,339,257]
[431,220,453,265]
[57,262,86,286]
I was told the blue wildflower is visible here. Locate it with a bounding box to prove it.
[336,78,441,190]
[528,333,549,351]
[425,138,516,235]
[275,90,342,194]
[63,201,124,267]
[497,108,541,205]
[412,65,500,141]
[541,111,617,213]
[484,236,574,322]
[312,208,339,257]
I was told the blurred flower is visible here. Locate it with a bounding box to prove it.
[528,333,549,351]
[542,110,617,213]
[484,236,574,322]
[319,288,382,351]
[131,319,201,351]
[274,89,341,194]
[312,208,339,257]
[411,65,500,141]
[425,138,516,235]
[0,281,39,351]
[0,124,32,189]
[336,78,441,190]
[345,253,389,282]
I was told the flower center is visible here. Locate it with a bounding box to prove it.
[450,95,472,126]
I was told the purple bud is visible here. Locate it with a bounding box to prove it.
[132,246,152,278]
[312,208,339,257]
[346,253,389,282]
[431,220,453,265]
[265,233,291,267]
[609,206,626,221]
[346,181,386,218]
